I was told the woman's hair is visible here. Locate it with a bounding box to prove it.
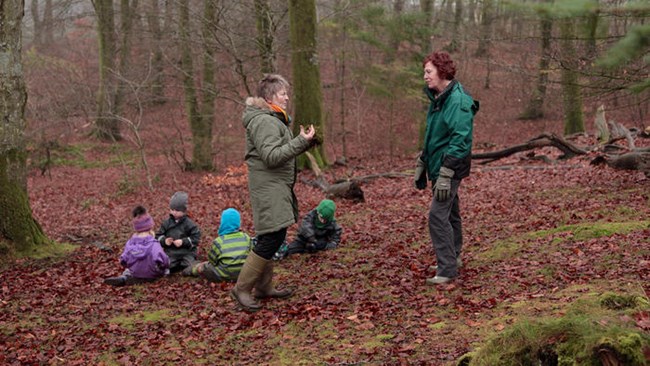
[257,74,290,101]
[132,205,147,218]
[422,51,456,80]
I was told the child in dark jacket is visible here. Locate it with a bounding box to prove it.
[156,191,202,274]
[274,199,342,260]
[186,208,252,282]
[104,206,170,286]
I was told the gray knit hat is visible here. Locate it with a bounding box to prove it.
[170,191,189,212]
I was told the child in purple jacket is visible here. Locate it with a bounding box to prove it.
[104,206,170,287]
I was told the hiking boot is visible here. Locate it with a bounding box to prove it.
[104,276,126,287]
[425,276,454,285]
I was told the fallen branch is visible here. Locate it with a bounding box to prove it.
[472,133,589,164]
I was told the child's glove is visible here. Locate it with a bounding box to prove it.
[415,155,427,190]
[434,167,454,201]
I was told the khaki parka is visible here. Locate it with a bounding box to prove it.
[242,97,311,235]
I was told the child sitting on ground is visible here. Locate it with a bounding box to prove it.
[274,199,342,260]
[104,205,170,286]
[185,208,252,282]
[156,191,202,274]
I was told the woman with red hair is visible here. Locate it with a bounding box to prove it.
[415,51,479,285]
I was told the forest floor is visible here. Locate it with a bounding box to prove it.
[1,122,649,365]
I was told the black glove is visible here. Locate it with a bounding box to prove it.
[434,167,454,201]
[305,241,317,253]
[414,156,427,190]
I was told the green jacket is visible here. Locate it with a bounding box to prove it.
[422,80,479,181]
[242,97,311,235]
[208,232,251,280]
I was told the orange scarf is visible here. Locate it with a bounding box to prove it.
[269,103,289,124]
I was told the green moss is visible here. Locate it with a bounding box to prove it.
[477,239,519,261]
[462,290,650,366]
[600,292,649,310]
[108,309,179,331]
[479,221,649,262]
[528,221,649,241]
[427,321,446,330]
[15,241,76,260]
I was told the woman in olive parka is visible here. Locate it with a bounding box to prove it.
[231,74,316,312]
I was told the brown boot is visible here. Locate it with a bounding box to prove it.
[230,252,266,312]
[253,261,294,299]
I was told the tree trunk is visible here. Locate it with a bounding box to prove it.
[93,0,121,141]
[475,0,493,57]
[196,0,217,171]
[520,3,552,120]
[146,0,166,104]
[43,0,53,45]
[447,0,463,52]
[254,0,275,74]
[30,0,43,48]
[178,0,213,171]
[1,0,50,252]
[113,0,137,120]
[560,18,585,135]
[288,0,327,168]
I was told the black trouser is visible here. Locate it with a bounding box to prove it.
[253,228,288,260]
[168,252,197,273]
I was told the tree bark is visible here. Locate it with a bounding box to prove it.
[520,2,552,120]
[288,0,327,168]
[146,0,166,104]
[560,18,585,135]
[475,0,493,57]
[254,0,275,74]
[93,0,122,141]
[113,0,137,120]
[178,0,214,171]
[1,0,50,252]
[196,0,217,171]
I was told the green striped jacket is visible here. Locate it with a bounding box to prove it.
[208,232,252,280]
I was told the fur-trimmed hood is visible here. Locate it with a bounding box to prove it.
[242,97,273,129]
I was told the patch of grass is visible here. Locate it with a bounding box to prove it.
[40,142,138,169]
[529,221,649,242]
[477,239,519,261]
[108,309,179,331]
[478,221,649,262]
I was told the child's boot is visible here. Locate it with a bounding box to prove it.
[104,276,127,287]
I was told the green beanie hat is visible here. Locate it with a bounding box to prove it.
[316,199,336,222]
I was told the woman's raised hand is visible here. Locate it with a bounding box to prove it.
[299,124,316,141]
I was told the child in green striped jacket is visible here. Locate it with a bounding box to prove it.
[187,208,252,282]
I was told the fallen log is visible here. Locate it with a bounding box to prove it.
[302,152,365,202]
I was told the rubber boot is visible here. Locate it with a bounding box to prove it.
[104,276,126,287]
[230,251,266,312]
[253,261,294,299]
